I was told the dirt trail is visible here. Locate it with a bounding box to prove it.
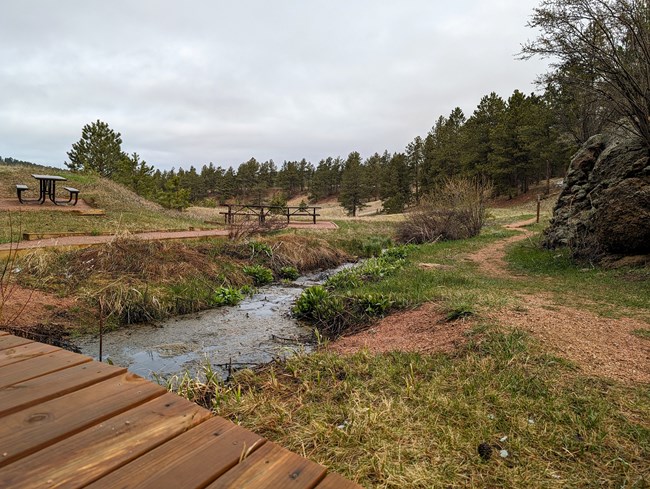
[331,219,650,384]
[467,218,536,277]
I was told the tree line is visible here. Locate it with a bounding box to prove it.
[62,87,575,214]
[7,0,648,215]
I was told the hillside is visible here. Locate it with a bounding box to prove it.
[0,164,216,243]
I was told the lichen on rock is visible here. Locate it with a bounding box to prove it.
[542,133,650,262]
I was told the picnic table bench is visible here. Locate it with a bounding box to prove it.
[15,175,80,206]
[221,204,321,224]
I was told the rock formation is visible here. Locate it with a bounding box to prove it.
[542,133,650,263]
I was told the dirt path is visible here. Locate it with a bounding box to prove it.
[467,218,536,277]
[331,219,650,384]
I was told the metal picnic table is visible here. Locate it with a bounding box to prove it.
[31,174,67,204]
[16,174,79,206]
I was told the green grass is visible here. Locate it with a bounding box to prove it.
[632,329,650,340]
[507,238,650,318]
[171,328,650,488]
[327,221,649,323]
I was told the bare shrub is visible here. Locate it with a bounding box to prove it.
[397,178,493,244]
[227,215,288,240]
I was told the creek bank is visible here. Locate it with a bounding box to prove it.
[77,264,355,379]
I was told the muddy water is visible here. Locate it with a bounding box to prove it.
[77,265,351,380]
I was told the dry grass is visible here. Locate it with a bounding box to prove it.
[259,235,351,271]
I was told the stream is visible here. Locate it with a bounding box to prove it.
[77,264,352,380]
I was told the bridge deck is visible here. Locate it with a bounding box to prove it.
[0,332,360,488]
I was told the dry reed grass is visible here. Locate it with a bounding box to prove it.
[260,235,351,272]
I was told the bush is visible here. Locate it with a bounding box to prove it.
[242,265,274,285]
[397,177,493,244]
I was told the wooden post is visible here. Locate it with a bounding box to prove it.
[98,298,104,362]
[536,194,541,223]
[312,207,316,224]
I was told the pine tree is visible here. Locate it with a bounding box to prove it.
[380,152,411,213]
[338,151,368,217]
[66,120,124,177]
[405,136,424,204]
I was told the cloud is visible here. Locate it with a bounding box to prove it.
[0,0,548,170]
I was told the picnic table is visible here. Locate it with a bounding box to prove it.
[16,175,79,206]
[221,204,321,224]
[32,174,67,204]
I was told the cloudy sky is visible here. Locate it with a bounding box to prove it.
[1,1,548,171]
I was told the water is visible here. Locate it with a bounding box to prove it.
[76,264,353,380]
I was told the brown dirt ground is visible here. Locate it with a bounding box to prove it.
[329,303,474,355]
[1,285,82,330]
[330,219,650,384]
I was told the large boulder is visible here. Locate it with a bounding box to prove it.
[542,133,650,259]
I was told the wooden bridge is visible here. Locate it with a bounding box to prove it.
[0,332,361,488]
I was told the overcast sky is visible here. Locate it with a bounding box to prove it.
[1,0,548,171]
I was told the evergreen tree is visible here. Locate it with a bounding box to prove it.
[380,152,411,213]
[66,120,125,177]
[363,152,384,201]
[339,151,368,217]
[462,93,506,180]
[405,136,424,204]
[236,158,260,200]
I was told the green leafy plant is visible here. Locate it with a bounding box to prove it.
[293,286,344,323]
[361,236,393,257]
[212,286,244,306]
[248,241,272,258]
[352,292,395,316]
[279,266,300,280]
[242,265,274,285]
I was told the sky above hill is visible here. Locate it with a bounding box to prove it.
[0,0,549,171]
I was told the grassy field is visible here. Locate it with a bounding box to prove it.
[3,170,648,486]
[167,215,649,488]
[0,164,212,243]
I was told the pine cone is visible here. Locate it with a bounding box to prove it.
[477,442,492,461]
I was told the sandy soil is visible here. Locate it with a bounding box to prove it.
[331,218,650,384]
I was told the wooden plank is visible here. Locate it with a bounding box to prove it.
[0,392,211,488]
[206,442,327,489]
[0,372,165,467]
[86,416,266,489]
[0,360,126,417]
[0,342,59,368]
[314,472,363,489]
[0,349,91,389]
[0,335,32,351]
